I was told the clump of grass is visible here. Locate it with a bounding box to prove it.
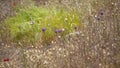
[2,4,83,46]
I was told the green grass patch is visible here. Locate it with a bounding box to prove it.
[1,5,83,46]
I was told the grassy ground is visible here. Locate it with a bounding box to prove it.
[0,0,120,68]
[1,1,83,46]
